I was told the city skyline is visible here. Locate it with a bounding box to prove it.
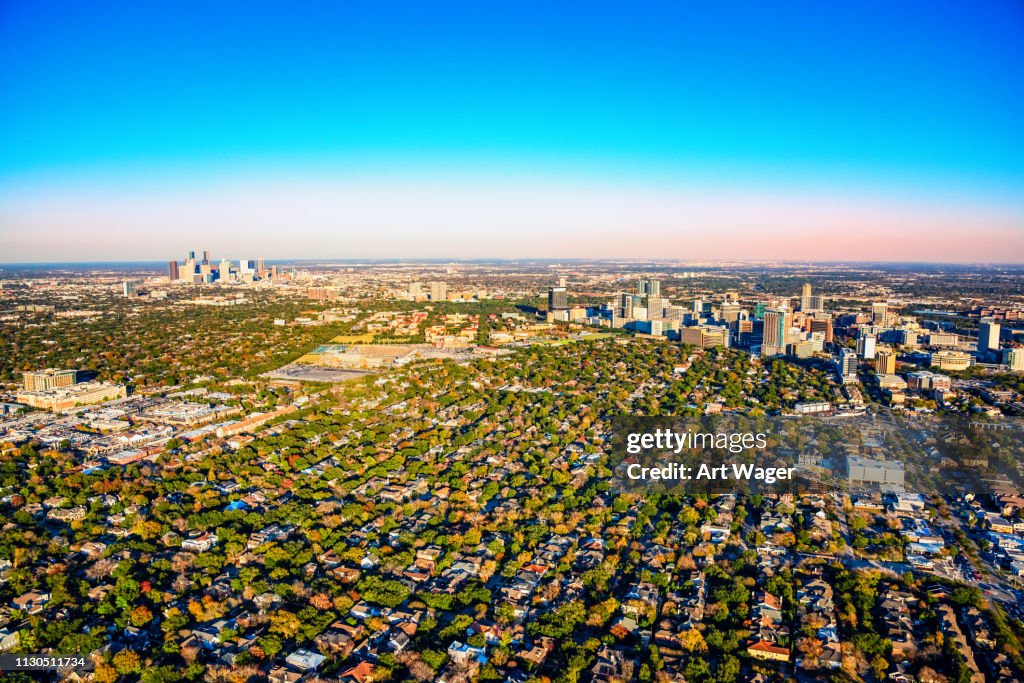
[2,1,1023,262]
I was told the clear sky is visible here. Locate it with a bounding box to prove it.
[1,1,1022,263]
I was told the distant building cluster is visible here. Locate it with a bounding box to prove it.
[167,250,285,285]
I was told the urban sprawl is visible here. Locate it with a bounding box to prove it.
[1,254,1024,683]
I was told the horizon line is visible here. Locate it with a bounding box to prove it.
[3,257,1024,268]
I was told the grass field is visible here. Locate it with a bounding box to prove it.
[330,332,376,344]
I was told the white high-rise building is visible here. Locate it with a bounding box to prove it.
[979,318,1001,352]
[857,334,877,360]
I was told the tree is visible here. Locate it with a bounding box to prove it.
[680,628,708,653]
[113,650,143,675]
[130,604,153,627]
[268,610,301,639]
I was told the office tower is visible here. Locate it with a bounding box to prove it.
[189,250,196,261]
[635,278,660,297]
[1006,348,1024,373]
[762,308,788,357]
[808,315,834,345]
[619,292,634,319]
[753,302,766,320]
[857,333,876,360]
[202,250,210,265]
[800,283,823,312]
[663,305,685,322]
[732,318,754,347]
[23,368,77,392]
[257,257,265,273]
[430,281,448,302]
[719,303,742,324]
[558,276,567,288]
[692,299,703,317]
[409,282,422,297]
[168,261,179,281]
[122,281,137,298]
[839,347,858,379]
[548,286,568,311]
[871,302,888,325]
[270,265,279,279]
[875,348,896,375]
[647,297,668,318]
[978,318,1001,353]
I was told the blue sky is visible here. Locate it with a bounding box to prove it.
[1,1,1022,262]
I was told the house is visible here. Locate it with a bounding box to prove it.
[12,590,50,615]
[351,601,376,620]
[747,639,790,662]
[0,627,20,652]
[387,629,410,652]
[182,532,218,552]
[284,648,325,672]
[339,661,378,683]
[448,640,487,664]
[268,667,303,683]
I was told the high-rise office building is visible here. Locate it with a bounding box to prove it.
[857,333,876,360]
[122,280,137,298]
[168,261,179,281]
[732,318,754,347]
[871,302,888,325]
[719,303,742,324]
[762,308,789,357]
[875,348,896,375]
[808,315,834,344]
[800,283,823,312]
[548,286,568,311]
[257,257,265,273]
[978,318,1001,353]
[23,368,77,392]
[1006,348,1024,373]
[188,251,196,261]
[647,297,668,318]
[202,250,210,265]
[636,279,661,297]
[430,281,448,302]
[839,347,858,380]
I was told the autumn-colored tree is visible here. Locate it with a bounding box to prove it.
[309,593,333,610]
[113,649,142,675]
[129,604,153,627]
[680,628,708,653]
[269,610,302,639]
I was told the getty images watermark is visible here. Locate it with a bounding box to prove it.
[624,428,796,485]
[607,414,1024,497]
